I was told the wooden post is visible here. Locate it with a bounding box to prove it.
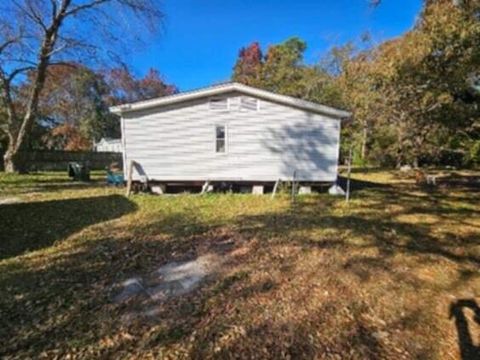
[201,180,210,194]
[271,178,281,199]
[126,160,135,197]
[291,171,297,204]
[346,147,353,203]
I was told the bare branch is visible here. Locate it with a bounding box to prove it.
[0,67,18,129]
[26,0,49,30]
[50,0,58,20]
[3,58,38,67]
[0,38,19,55]
[65,0,111,17]
[7,66,34,83]
[11,0,48,32]
[48,61,78,68]
[46,43,68,57]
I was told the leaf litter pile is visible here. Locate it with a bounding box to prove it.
[0,170,479,359]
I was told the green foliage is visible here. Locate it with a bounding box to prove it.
[342,1,480,167]
[232,38,346,107]
[261,37,308,97]
[351,149,369,167]
[466,139,480,166]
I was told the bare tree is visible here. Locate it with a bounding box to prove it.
[0,0,163,172]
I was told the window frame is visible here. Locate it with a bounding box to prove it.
[214,124,228,154]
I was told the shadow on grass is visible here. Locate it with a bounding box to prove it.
[1,182,479,358]
[0,216,251,358]
[0,195,137,260]
[0,180,110,196]
[337,175,392,191]
[450,299,480,360]
[236,211,480,267]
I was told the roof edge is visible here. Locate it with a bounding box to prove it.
[109,82,351,119]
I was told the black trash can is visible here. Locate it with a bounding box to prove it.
[68,162,90,181]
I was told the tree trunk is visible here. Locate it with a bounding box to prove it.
[361,124,368,160]
[2,7,66,174]
[396,124,405,169]
[396,152,403,169]
[3,151,14,173]
[412,133,424,169]
[3,146,27,173]
[413,156,419,169]
[3,58,50,173]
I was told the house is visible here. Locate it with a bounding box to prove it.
[94,138,123,153]
[109,82,350,190]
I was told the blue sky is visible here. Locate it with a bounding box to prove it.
[127,0,422,91]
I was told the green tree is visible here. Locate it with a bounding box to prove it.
[260,38,310,98]
[232,38,345,108]
[343,0,480,167]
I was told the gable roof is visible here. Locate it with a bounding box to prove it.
[109,82,351,119]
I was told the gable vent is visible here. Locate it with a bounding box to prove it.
[240,96,258,111]
[209,97,228,111]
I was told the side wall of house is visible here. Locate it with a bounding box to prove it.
[122,91,341,182]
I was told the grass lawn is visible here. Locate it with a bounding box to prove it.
[0,170,479,359]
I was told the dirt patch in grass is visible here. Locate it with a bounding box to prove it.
[0,170,479,359]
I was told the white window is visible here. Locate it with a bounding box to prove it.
[215,125,226,153]
[209,97,228,111]
[240,96,259,111]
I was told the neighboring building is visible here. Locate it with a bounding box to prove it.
[94,138,123,153]
[109,82,350,185]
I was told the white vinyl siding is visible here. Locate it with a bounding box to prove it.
[122,92,340,182]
